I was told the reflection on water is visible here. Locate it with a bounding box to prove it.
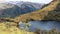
[18,21,60,32]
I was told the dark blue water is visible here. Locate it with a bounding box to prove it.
[18,21,60,32]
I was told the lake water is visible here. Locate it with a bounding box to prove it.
[18,21,60,32]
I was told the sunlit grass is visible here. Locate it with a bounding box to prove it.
[0,22,35,34]
[0,22,60,34]
[14,0,60,22]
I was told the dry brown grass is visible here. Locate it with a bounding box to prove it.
[0,22,35,34]
[0,0,60,23]
[14,0,60,22]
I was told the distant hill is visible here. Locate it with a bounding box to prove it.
[0,1,45,19]
[0,3,20,18]
[9,1,45,14]
[14,0,60,22]
[14,1,45,9]
[9,1,45,8]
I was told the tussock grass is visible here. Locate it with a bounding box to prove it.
[0,22,35,34]
[14,0,60,22]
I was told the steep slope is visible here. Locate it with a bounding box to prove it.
[16,1,44,14]
[0,2,45,19]
[9,1,45,14]
[15,1,44,9]
[14,0,60,22]
[9,1,44,9]
[44,0,60,21]
[0,2,20,18]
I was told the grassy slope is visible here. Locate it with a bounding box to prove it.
[14,0,60,22]
[0,0,60,34]
[0,22,35,34]
[0,0,60,23]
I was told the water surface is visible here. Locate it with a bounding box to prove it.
[19,21,60,32]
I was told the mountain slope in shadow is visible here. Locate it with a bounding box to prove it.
[0,2,44,19]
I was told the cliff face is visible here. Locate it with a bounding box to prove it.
[14,0,60,22]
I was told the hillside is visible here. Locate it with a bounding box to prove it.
[0,2,20,18]
[14,0,60,22]
[0,2,44,19]
[0,0,60,34]
[9,1,44,9]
